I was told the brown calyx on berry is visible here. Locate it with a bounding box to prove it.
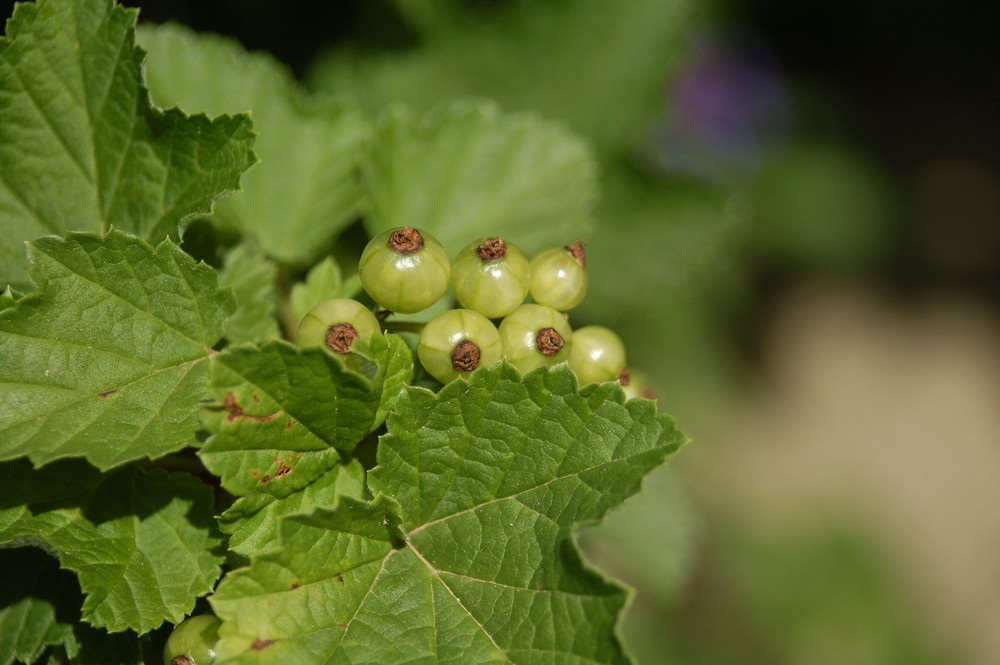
[617,366,631,386]
[326,323,358,354]
[565,240,587,267]
[171,657,194,665]
[535,327,565,357]
[476,237,507,262]
[451,340,482,371]
[389,226,424,254]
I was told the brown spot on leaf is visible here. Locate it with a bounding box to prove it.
[335,573,345,583]
[291,582,301,589]
[274,458,292,479]
[251,638,273,650]
[223,391,279,423]
[252,393,260,402]
[250,470,259,478]
[261,474,271,484]
[98,388,118,398]
[337,621,347,629]
[285,419,294,432]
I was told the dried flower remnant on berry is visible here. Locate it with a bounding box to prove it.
[389,226,424,253]
[618,366,631,386]
[536,327,565,357]
[451,340,482,371]
[171,657,193,665]
[476,237,508,261]
[326,323,358,353]
[565,240,587,266]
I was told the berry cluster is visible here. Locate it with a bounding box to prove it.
[296,226,631,389]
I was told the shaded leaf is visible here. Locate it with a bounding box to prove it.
[218,243,281,345]
[138,22,369,265]
[0,459,223,634]
[364,101,598,256]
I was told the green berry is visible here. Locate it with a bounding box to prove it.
[359,226,451,313]
[296,298,380,353]
[451,236,530,319]
[568,325,626,385]
[619,367,657,401]
[418,309,502,383]
[498,303,573,374]
[163,615,221,665]
[529,241,587,311]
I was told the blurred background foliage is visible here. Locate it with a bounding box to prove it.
[6,0,996,662]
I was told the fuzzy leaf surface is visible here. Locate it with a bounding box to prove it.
[217,243,281,345]
[210,363,687,664]
[365,101,598,256]
[138,22,368,265]
[199,334,412,496]
[0,230,235,469]
[0,0,255,289]
[0,459,223,634]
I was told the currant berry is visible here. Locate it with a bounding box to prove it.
[296,298,380,353]
[568,325,627,385]
[618,366,658,401]
[451,236,531,319]
[163,614,221,665]
[498,303,573,374]
[529,240,587,311]
[359,226,451,313]
[417,309,502,383]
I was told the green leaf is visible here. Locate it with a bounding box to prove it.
[210,363,687,664]
[0,286,21,310]
[0,549,80,664]
[311,0,694,155]
[137,22,369,265]
[290,257,349,326]
[219,458,365,557]
[0,0,256,289]
[0,459,224,634]
[217,243,281,345]
[199,334,412,495]
[0,230,235,470]
[0,547,142,665]
[365,101,598,256]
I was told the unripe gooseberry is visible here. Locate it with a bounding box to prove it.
[358,226,451,313]
[417,309,503,384]
[163,615,221,665]
[498,303,573,374]
[451,236,531,319]
[568,325,626,385]
[529,240,587,311]
[296,298,380,353]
